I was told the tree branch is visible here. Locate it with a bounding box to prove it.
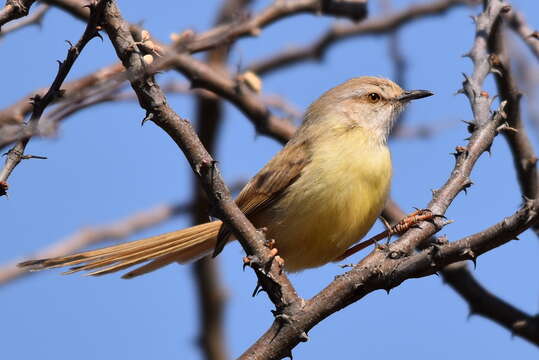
[247,0,475,76]
[100,0,301,317]
[0,0,36,29]
[504,8,539,62]
[382,199,539,346]
[0,3,48,37]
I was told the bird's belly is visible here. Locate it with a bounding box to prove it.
[261,143,391,272]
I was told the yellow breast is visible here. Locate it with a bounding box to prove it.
[268,128,392,271]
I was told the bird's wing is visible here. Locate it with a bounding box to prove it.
[213,139,310,256]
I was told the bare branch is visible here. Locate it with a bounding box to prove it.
[248,0,475,76]
[0,0,36,29]
[0,0,109,194]
[504,8,539,61]
[0,3,48,37]
[382,199,539,346]
[489,18,538,231]
[100,0,301,315]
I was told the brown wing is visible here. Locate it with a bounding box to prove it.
[212,139,310,256]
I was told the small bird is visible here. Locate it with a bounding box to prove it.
[20,77,432,278]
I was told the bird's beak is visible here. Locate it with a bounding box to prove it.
[396,90,434,102]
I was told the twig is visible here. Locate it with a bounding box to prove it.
[488,17,538,232]
[504,8,539,61]
[247,0,475,76]
[0,0,109,194]
[0,3,48,37]
[443,262,539,345]
[100,0,300,314]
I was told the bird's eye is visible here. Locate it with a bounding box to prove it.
[368,93,381,103]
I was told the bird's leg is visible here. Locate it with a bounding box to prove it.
[334,209,438,262]
[243,228,285,274]
[263,237,285,274]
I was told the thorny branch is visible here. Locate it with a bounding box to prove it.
[0,0,109,195]
[100,0,301,316]
[488,17,538,233]
[382,200,539,346]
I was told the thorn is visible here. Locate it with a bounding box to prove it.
[56,59,63,67]
[461,119,476,133]
[454,88,465,96]
[275,313,292,324]
[21,154,47,160]
[251,280,265,297]
[65,39,74,48]
[461,52,472,59]
[529,31,539,40]
[385,287,391,295]
[0,181,8,196]
[500,5,512,13]
[298,332,309,342]
[141,111,154,126]
[462,178,473,194]
[460,248,477,269]
[95,32,104,42]
[284,350,293,360]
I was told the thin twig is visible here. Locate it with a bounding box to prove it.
[0,0,109,194]
[504,8,539,61]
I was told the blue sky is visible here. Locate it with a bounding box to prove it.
[1,1,538,359]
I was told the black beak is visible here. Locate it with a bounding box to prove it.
[396,90,434,102]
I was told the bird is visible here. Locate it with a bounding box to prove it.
[19,76,432,279]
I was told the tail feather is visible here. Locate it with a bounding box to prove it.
[19,221,222,278]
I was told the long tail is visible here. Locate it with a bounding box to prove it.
[18,221,222,279]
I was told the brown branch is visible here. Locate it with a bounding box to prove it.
[488,18,538,234]
[504,8,539,62]
[386,0,510,255]
[382,199,539,346]
[0,0,36,29]
[190,2,252,360]
[0,0,109,195]
[0,3,47,37]
[100,0,300,315]
[247,0,475,76]
[443,262,539,344]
